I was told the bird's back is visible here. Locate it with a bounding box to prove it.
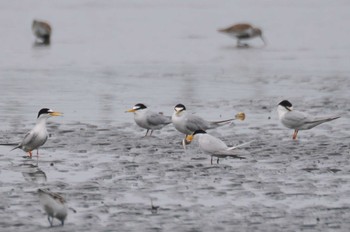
[198,134,228,154]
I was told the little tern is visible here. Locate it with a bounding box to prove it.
[171,104,245,148]
[11,108,62,158]
[277,100,340,140]
[126,103,172,136]
[38,189,68,227]
[186,130,251,164]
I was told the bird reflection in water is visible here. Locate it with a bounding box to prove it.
[20,161,47,183]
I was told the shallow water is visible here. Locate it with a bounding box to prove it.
[1,0,350,231]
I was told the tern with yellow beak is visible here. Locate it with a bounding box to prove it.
[11,108,63,158]
[126,103,172,136]
[171,104,245,149]
[186,130,252,164]
[277,100,340,140]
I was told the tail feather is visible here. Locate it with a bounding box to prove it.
[0,143,19,147]
[305,115,340,127]
[227,140,255,151]
[10,145,21,151]
[210,118,235,127]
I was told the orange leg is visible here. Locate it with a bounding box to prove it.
[28,151,33,158]
[292,129,299,140]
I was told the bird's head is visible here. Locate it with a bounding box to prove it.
[37,108,63,119]
[126,103,147,113]
[174,104,186,116]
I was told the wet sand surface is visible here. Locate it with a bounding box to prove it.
[1,0,350,231]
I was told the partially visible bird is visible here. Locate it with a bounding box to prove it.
[126,103,172,136]
[32,20,52,44]
[218,23,265,47]
[11,108,62,158]
[186,130,251,164]
[38,188,68,227]
[171,104,245,149]
[277,100,340,140]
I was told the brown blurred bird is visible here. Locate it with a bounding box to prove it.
[32,20,52,44]
[38,189,68,227]
[218,23,265,47]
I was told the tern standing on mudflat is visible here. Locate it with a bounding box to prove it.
[126,103,172,136]
[171,104,245,148]
[186,130,250,164]
[11,108,62,158]
[277,100,340,140]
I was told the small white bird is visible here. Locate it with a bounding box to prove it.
[32,20,52,44]
[126,103,172,136]
[11,108,62,158]
[171,104,245,148]
[38,188,68,227]
[186,130,251,164]
[218,23,266,47]
[277,100,340,140]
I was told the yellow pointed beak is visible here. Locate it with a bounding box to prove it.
[49,111,63,116]
[235,112,245,121]
[185,135,194,143]
[126,109,136,113]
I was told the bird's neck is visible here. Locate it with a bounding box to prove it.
[35,117,48,127]
[277,106,288,119]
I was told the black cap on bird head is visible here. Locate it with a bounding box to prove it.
[37,108,52,118]
[278,100,292,107]
[278,100,293,111]
[174,104,186,111]
[133,103,147,110]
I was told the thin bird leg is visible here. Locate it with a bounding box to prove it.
[182,135,191,150]
[217,158,220,164]
[61,219,64,226]
[28,151,33,158]
[211,156,213,165]
[293,129,299,140]
[182,139,187,150]
[150,130,154,136]
[144,129,149,137]
[48,216,53,227]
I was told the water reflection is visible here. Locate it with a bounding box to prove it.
[32,41,51,47]
[20,162,47,183]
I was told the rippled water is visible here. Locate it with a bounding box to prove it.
[0,0,350,231]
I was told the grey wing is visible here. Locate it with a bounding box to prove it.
[203,136,228,154]
[147,112,171,126]
[185,114,210,132]
[282,110,310,129]
[21,131,38,147]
